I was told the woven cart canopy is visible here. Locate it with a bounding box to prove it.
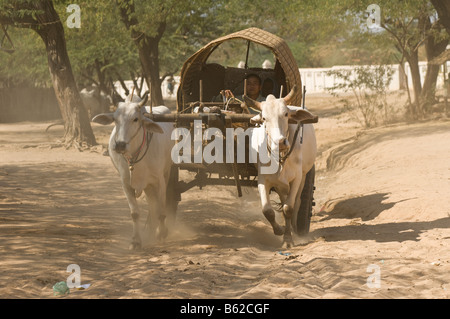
[177,27,302,111]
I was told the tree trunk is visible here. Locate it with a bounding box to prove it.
[94,59,110,97]
[406,50,422,118]
[431,0,450,35]
[35,4,96,146]
[421,22,449,113]
[398,61,407,90]
[137,35,164,106]
[398,60,413,107]
[117,0,165,106]
[114,70,130,96]
[1,0,96,147]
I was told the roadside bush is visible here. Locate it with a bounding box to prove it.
[326,65,395,128]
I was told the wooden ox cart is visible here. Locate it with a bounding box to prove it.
[146,27,317,235]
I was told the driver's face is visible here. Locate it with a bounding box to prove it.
[246,77,261,97]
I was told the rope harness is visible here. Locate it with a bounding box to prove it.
[279,121,303,164]
[265,121,303,165]
[123,126,153,171]
[278,86,307,164]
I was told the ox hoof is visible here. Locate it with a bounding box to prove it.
[281,233,294,248]
[273,225,285,236]
[156,226,168,242]
[281,240,294,249]
[129,241,142,250]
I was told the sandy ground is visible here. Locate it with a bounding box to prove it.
[0,95,449,299]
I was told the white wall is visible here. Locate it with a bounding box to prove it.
[114,76,181,100]
[299,61,450,94]
[115,62,449,99]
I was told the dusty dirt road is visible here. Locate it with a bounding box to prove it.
[0,96,449,299]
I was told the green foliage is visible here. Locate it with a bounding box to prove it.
[1,0,444,97]
[326,65,395,127]
[59,1,139,88]
[0,27,49,86]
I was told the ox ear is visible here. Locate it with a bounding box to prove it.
[287,106,318,124]
[250,113,263,125]
[92,113,114,125]
[142,117,164,134]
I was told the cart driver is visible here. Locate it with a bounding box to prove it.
[220,73,265,114]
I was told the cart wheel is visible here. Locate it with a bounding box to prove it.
[166,166,180,225]
[293,165,315,236]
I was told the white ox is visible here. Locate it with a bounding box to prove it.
[45,87,114,132]
[244,86,317,248]
[92,95,174,250]
[81,87,113,117]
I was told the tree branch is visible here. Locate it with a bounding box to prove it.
[0,10,37,28]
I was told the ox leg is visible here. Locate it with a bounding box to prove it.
[291,173,307,229]
[258,183,284,236]
[281,205,294,248]
[123,184,142,250]
[144,183,168,242]
[282,178,303,248]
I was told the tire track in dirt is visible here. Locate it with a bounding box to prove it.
[2,118,450,298]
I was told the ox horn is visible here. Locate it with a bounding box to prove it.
[283,85,298,104]
[243,95,262,111]
[138,94,148,108]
